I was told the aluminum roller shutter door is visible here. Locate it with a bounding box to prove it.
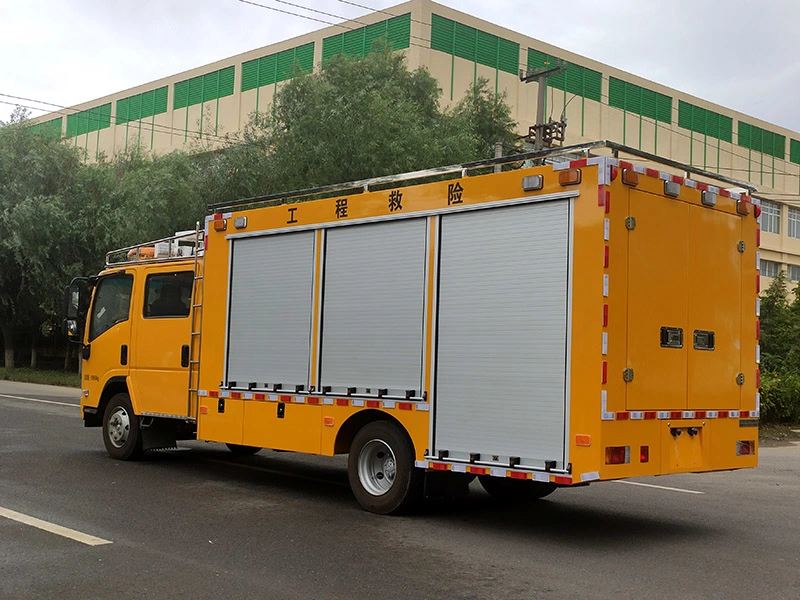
[434,201,570,468]
[227,232,315,388]
[321,219,426,394]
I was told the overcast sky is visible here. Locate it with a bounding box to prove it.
[1,0,798,132]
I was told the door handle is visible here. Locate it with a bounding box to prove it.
[120,344,128,365]
[181,345,190,368]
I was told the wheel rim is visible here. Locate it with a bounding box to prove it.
[357,439,397,496]
[107,406,131,448]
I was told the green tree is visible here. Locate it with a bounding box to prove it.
[230,44,518,194]
[0,109,82,368]
[759,272,800,422]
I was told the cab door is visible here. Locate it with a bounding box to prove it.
[130,268,194,417]
[83,273,134,404]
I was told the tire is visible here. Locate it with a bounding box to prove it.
[225,443,261,456]
[348,421,423,515]
[478,475,557,502]
[102,392,144,460]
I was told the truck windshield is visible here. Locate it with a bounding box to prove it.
[89,274,133,341]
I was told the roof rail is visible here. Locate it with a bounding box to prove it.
[106,227,203,267]
[208,140,756,213]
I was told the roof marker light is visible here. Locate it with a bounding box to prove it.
[234,216,247,229]
[558,169,582,186]
[701,191,717,207]
[213,219,227,232]
[621,169,639,186]
[522,175,544,191]
[664,180,681,197]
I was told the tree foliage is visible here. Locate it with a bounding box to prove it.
[0,44,522,370]
[759,273,800,423]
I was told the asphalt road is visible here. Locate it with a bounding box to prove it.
[1,380,799,600]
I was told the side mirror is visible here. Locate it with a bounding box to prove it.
[64,285,80,320]
[62,318,79,339]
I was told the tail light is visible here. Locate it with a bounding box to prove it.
[605,446,630,465]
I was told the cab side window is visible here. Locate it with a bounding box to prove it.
[89,274,134,341]
[144,272,193,318]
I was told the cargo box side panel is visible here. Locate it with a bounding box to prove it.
[433,200,571,469]
[320,219,426,394]
[226,232,315,388]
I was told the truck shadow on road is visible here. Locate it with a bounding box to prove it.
[124,444,718,549]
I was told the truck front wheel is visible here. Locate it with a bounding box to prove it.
[348,421,423,515]
[102,393,144,460]
[478,475,556,502]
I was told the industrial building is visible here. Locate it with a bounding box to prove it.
[28,0,800,285]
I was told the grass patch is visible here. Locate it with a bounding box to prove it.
[759,423,800,446]
[0,367,81,388]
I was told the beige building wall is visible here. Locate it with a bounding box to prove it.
[30,0,800,285]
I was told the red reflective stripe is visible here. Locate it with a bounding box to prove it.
[645,168,660,178]
[366,400,380,408]
[554,476,572,485]
[604,246,610,268]
[740,410,750,418]
[671,175,685,185]
[757,273,760,293]
[610,165,619,181]
[230,392,242,399]
[619,160,634,171]
[307,397,320,405]
[695,411,707,419]
[605,192,611,213]
[209,391,219,398]
[644,411,657,420]
[336,398,349,407]
[670,411,682,420]
[430,462,449,471]
[213,213,223,220]
[254,393,266,401]
[719,189,731,198]
[279,395,291,403]
[756,369,761,387]
[696,182,708,191]
[756,320,761,339]
[598,185,606,207]
[616,412,630,420]
[601,362,608,384]
[571,158,588,168]
[467,466,488,475]
[509,471,529,480]
[602,304,609,327]
[756,228,761,247]
[719,410,730,418]
[398,402,413,410]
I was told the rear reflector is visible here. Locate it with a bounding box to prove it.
[575,434,591,447]
[605,446,630,465]
[558,169,582,186]
[640,446,649,463]
[736,440,755,456]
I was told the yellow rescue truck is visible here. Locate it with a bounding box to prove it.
[64,141,760,514]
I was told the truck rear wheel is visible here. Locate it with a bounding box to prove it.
[478,475,556,502]
[348,421,423,515]
[102,393,144,460]
[225,443,261,456]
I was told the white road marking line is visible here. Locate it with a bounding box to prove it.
[612,480,704,495]
[0,393,79,408]
[0,506,112,546]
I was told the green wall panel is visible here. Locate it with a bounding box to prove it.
[66,103,110,137]
[790,139,800,165]
[323,13,411,63]
[677,100,733,142]
[430,14,519,75]
[174,66,235,109]
[29,117,62,139]
[117,86,169,125]
[241,42,314,92]
[738,121,785,159]
[608,77,672,123]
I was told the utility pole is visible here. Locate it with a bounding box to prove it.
[520,61,568,151]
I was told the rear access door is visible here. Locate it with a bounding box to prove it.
[626,189,743,411]
[432,198,572,471]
